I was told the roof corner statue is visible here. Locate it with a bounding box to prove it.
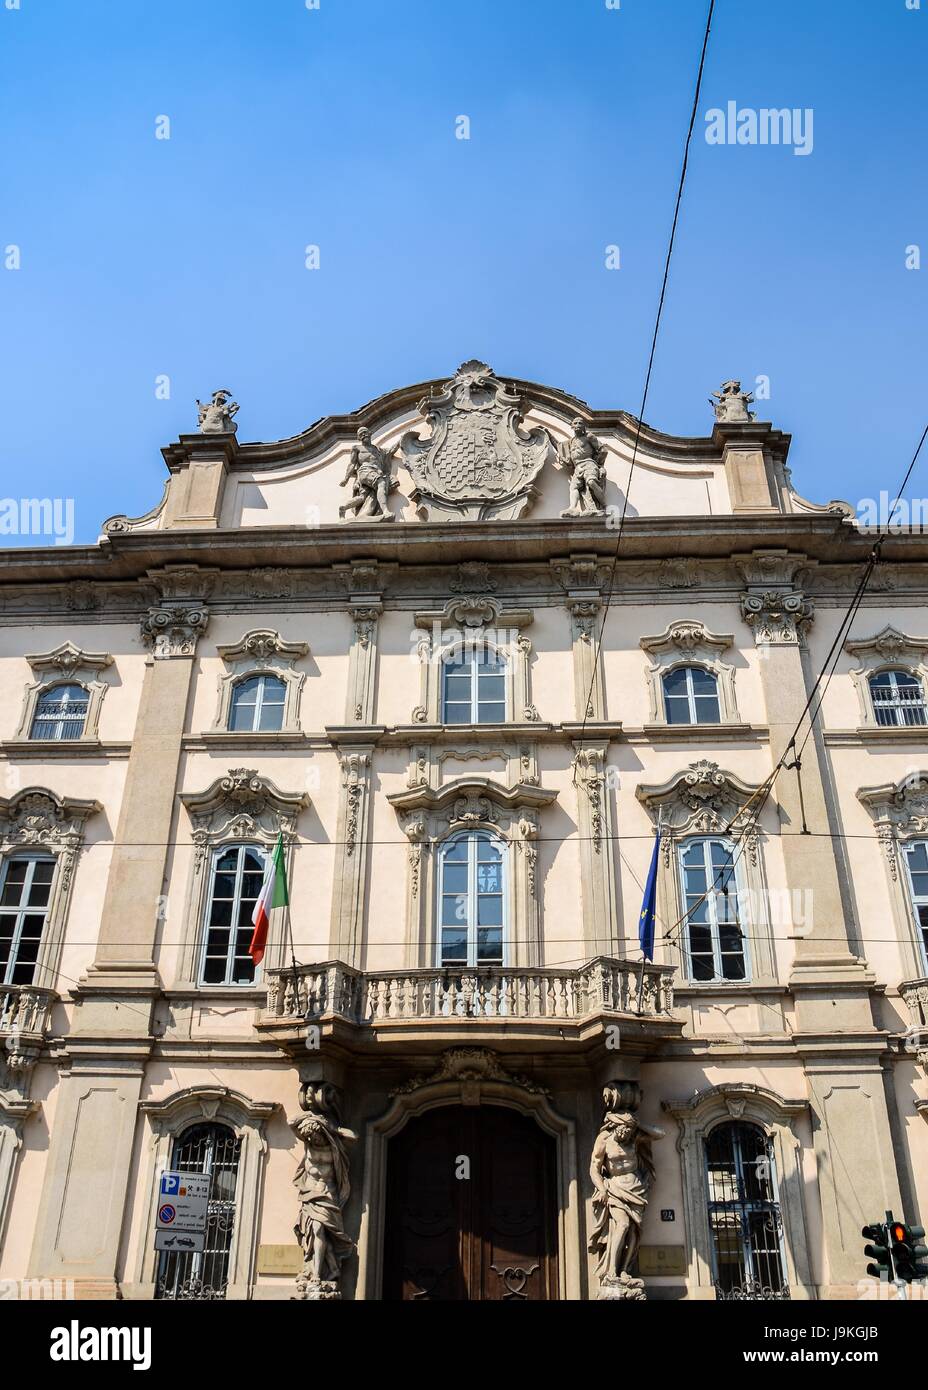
[196,388,239,434]
[710,379,755,424]
[399,359,552,521]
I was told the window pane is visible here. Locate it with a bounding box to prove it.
[443,675,472,702]
[476,895,503,927]
[441,863,468,894]
[664,695,692,726]
[476,702,505,724]
[444,703,471,724]
[258,700,285,732]
[478,653,505,675]
[690,667,717,695]
[476,675,505,703]
[663,668,689,696]
[445,838,468,862]
[441,929,467,963]
[476,928,503,962]
[694,694,721,723]
[441,894,465,925]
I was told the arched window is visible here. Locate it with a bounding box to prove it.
[199,845,265,986]
[679,838,749,982]
[868,670,927,727]
[903,840,928,971]
[442,646,506,724]
[29,683,89,740]
[437,831,505,966]
[229,674,287,732]
[155,1122,242,1300]
[662,666,721,725]
[0,854,55,985]
[705,1121,788,1299]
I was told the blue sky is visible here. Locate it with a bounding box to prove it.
[1,0,925,544]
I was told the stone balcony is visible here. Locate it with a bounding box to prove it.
[0,984,57,1085]
[256,956,681,1055]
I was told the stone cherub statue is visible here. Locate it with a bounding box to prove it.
[196,389,239,433]
[290,1081,357,1300]
[710,380,755,424]
[588,1081,664,1300]
[339,427,398,522]
[558,417,607,517]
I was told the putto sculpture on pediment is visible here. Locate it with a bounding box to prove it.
[399,361,552,521]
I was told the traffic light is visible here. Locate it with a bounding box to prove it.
[862,1222,894,1281]
[889,1221,928,1284]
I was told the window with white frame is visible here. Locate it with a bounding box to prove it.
[903,840,928,970]
[868,670,928,728]
[0,855,55,985]
[437,831,506,966]
[441,645,507,724]
[229,675,287,732]
[29,683,89,740]
[662,666,721,725]
[199,845,265,985]
[679,837,749,982]
[705,1121,787,1299]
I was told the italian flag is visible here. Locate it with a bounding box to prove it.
[249,832,288,965]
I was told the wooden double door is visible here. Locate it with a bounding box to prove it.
[383,1105,559,1300]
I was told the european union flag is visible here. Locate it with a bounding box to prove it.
[638,831,661,961]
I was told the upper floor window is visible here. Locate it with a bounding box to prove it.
[199,845,265,985]
[229,675,287,733]
[868,670,927,728]
[30,683,89,740]
[662,666,721,725]
[438,831,505,966]
[679,837,749,982]
[0,854,55,985]
[442,647,507,725]
[705,1121,787,1300]
[903,840,928,970]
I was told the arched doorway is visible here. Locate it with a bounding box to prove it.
[383,1105,558,1300]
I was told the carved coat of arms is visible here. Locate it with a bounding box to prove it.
[399,361,551,521]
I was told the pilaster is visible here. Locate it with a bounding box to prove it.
[552,555,606,720]
[329,744,376,968]
[571,741,618,957]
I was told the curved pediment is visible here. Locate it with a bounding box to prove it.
[102,360,808,536]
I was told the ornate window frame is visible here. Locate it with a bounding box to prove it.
[858,772,928,978]
[411,596,538,725]
[131,1085,277,1300]
[211,630,309,735]
[662,1083,813,1300]
[14,642,113,742]
[637,760,776,985]
[639,621,738,725]
[0,787,100,989]
[845,627,928,728]
[178,768,308,985]
[387,776,556,968]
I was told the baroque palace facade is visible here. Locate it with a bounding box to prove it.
[1,361,927,1302]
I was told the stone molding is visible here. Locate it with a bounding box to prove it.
[662,1083,813,1299]
[211,629,309,734]
[845,626,928,728]
[0,787,101,991]
[132,1085,276,1299]
[178,769,308,981]
[14,642,114,742]
[639,620,739,724]
[411,596,537,725]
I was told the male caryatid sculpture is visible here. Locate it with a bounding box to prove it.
[290,1082,357,1300]
[558,418,607,517]
[338,427,398,521]
[588,1081,664,1301]
[196,389,239,433]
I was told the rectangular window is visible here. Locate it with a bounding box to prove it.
[438,833,505,967]
[903,841,928,971]
[679,839,749,982]
[0,855,55,985]
[200,846,265,986]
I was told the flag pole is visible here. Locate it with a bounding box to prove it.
[637,811,662,1013]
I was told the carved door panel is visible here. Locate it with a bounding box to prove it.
[383,1106,558,1301]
